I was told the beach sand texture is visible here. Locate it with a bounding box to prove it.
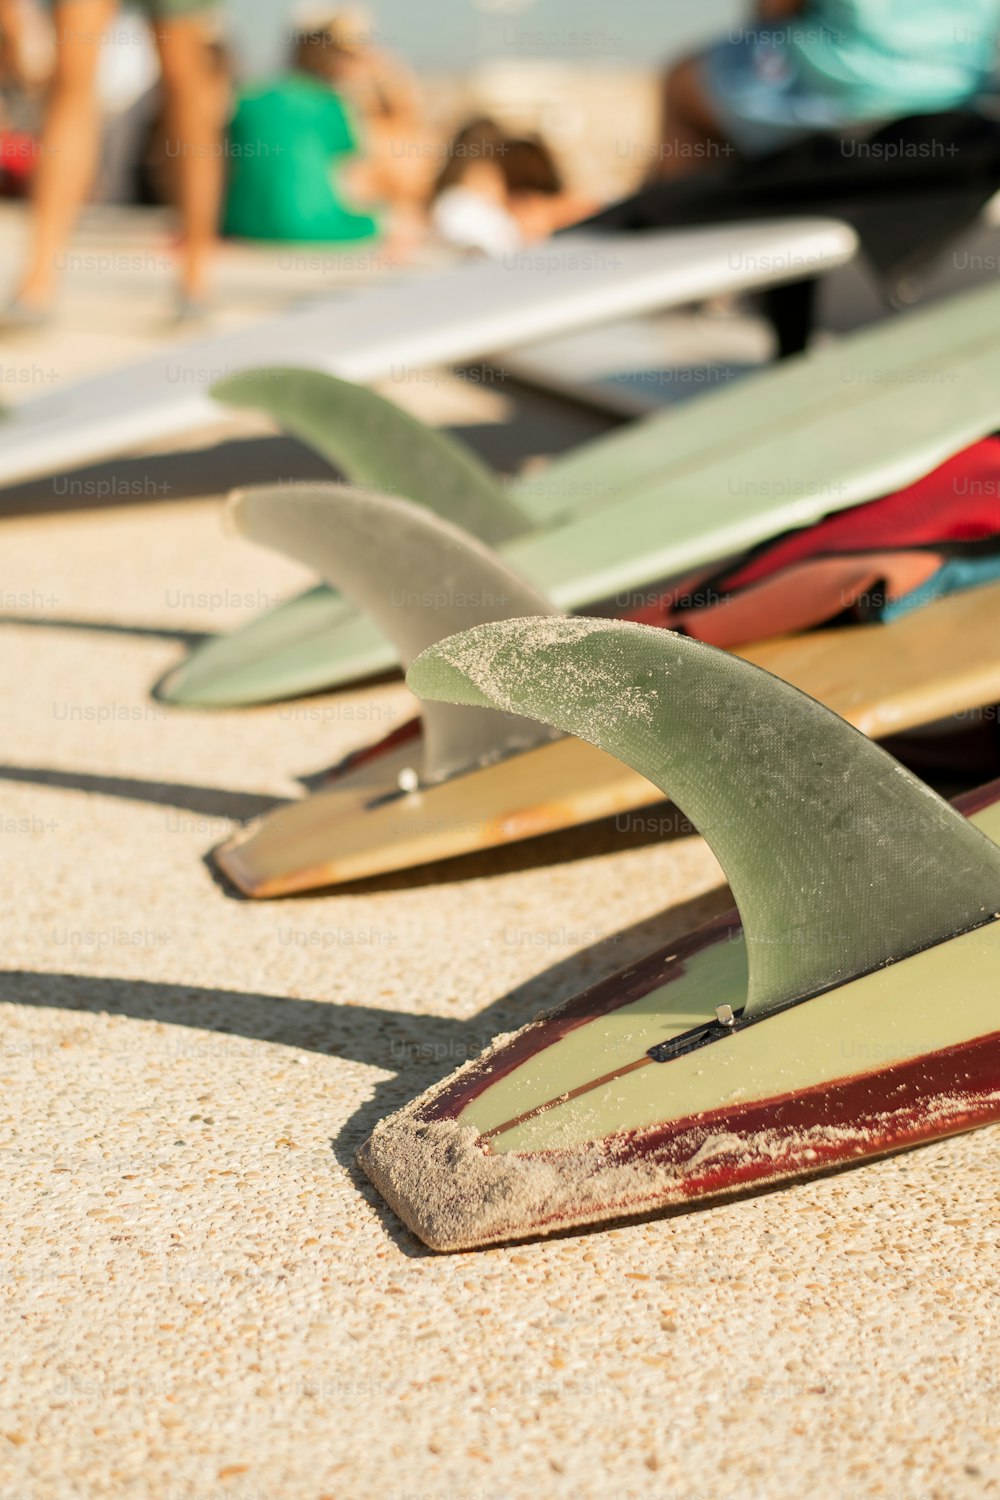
[1,211,998,1500]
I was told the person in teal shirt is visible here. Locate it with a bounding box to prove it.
[658,0,1000,176]
[223,27,378,243]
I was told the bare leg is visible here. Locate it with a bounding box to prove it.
[656,56,731,180]
[16,0,117,309]
[152,13,222,303]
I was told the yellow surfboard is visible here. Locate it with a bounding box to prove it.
[217,576,1000,896]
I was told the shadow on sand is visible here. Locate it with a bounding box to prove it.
[1,880,732,1257]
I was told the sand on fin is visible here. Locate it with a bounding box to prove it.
[408,616,1000,1015]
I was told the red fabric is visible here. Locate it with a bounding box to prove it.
[623,436,1000,641]
[720,435,1000,593]
[0,131,38,181]
[665,550,941,648]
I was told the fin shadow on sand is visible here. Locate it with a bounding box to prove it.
[0,764,285,822]
[1,886,728,1250]
[0,614,210,647]
[0,435,340,519]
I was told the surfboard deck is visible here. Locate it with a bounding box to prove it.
[215,734,640,897]
[358,773,1000,1251]
[214,578,1000,896]
[498,312,772,419]
[162,277,1000,706]
[0,221,855,488]
[155,585,388,708]
[745,577,1000,738]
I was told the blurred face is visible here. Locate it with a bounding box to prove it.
[315,39,369,86]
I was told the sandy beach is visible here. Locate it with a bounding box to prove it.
[1,209,998,1500]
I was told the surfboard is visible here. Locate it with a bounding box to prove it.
[498,313,773,418]
[360,857,1000,1250]
[0,221,855,489]
[211,480,1000,897]
[161,277,1000,706]
[357,619,1000,1250]
[215,732,641,897]
[217,586,1000,895]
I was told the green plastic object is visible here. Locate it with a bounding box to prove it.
[212,368,526,546]
[158,367,533,706]
[228,485,556,779]
[408,617,1000,1018]
[155,584,364,706]
[162,280,1000,705]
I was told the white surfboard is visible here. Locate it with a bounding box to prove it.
[0,221,856,488]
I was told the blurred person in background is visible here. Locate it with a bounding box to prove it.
[0,0,51,89]
[0,1,50,198]
[431,116,518,255]
[139,24,230,212]
[431,119,597,256]
[0,0,224,323]
[319,5,435,216]
[222,21,379,244]
[658,0,1000,178]
[502,136,598,241]
[228,6,436,251]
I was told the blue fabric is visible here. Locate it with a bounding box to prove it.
[699,2,1000,157]
[699,32,846,155]
[880,551,1000,622]
[792,0,1000,115]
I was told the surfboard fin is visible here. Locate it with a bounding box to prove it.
[158,370,531,707]
[211,367,528,545]
[228,484,558,782]
[408,617,1000,1017]
[353,621,1000,1249]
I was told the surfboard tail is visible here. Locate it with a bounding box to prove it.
[359,988,1000,1253]
[355,620,1000,1249]
[359,840,1000,1252]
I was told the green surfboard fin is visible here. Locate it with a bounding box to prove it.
[211,367,527,545]
[157,368,530,706]
[227,485,557,781]
[408,617,1000,1018]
